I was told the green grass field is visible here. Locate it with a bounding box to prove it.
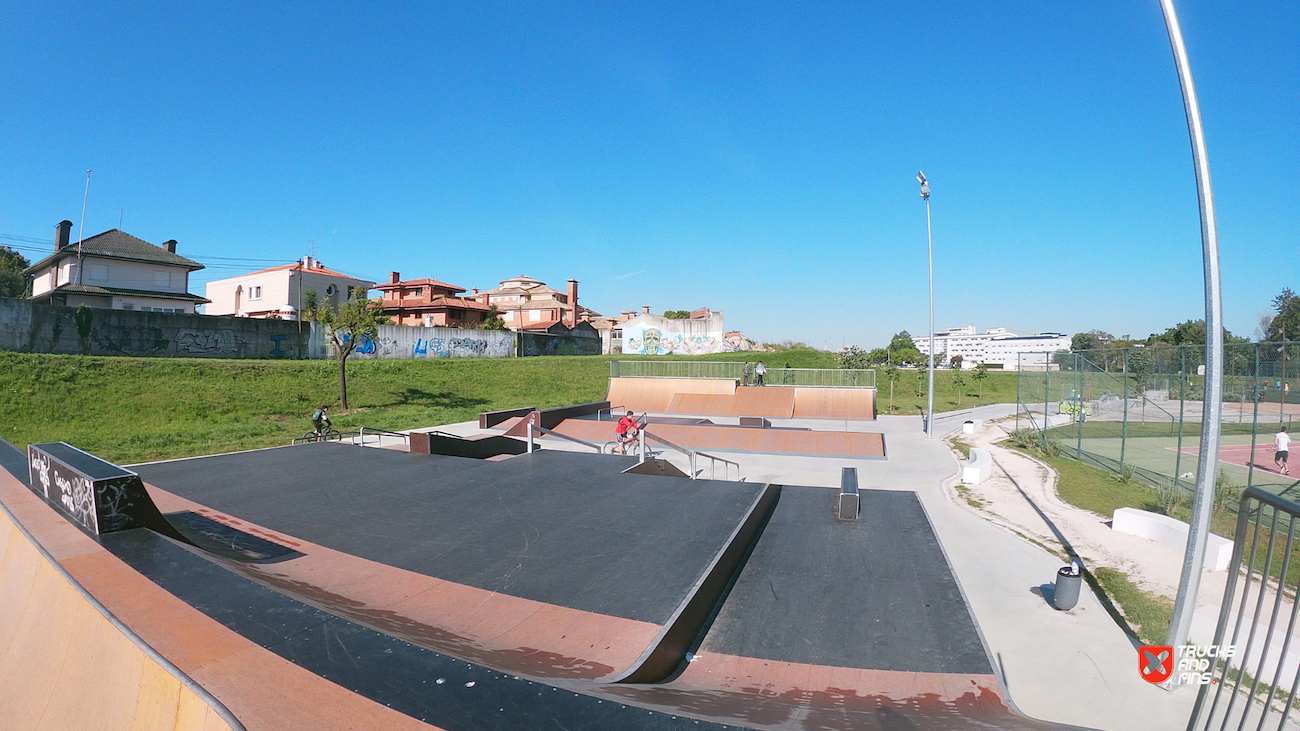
[0,351,1018,464]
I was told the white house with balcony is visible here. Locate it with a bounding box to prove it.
[204,257,375,319]
[24,221,209,313]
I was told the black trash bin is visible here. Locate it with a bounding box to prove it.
[1054,564,1082,611]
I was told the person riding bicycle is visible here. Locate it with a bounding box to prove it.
[312,405,332,437]
[615,410,640,455]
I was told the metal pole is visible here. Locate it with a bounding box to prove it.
[926,196,935,438]
[1247,344,1260,490]
[638,428,645,463]
[76,169,92,285]
[1122,349,1129,470]
[527,422,534,454]
[1174,348,1186,495]
[1160,0,1226,655]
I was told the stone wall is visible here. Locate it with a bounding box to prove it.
[0,297,322,359]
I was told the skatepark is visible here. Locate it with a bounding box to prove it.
[0,371,1258,730]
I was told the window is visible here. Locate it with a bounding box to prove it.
[248,285,263,300]
[154,271,172,288]
[412,287,423,296]
[529,309,541,321]
[89,263,109,282]
[120,303,134,310]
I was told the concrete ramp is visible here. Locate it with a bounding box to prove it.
[607,377,734,413]
[0,491,240,730]
[792,387,877,419]
[668,386,796,418]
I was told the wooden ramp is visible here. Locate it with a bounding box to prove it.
[554,419,886,458]
[792,387,877,419]
[667,387,796,418]
[606,377,735,413]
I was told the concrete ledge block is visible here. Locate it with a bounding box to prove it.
[1112,507,1232,571]
[962,448,992,486]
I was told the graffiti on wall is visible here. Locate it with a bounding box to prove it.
[92,322,170,355]
[344,327,514,360]
[175,328,244,355]
[518,332,602,357]
[623,327,725,355]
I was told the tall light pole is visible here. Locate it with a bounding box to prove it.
[918,171,935,438]
[1158,0,1225,656]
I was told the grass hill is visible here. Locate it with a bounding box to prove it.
[0,350,1016,464]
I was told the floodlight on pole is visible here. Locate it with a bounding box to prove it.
[918,171,934,439]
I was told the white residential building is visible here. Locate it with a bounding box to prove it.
[25,221,209,313]
[914,326,1072,370]
[204,257,375,319]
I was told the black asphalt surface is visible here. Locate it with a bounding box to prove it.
[700,486,993,675]
[133,443,766,625]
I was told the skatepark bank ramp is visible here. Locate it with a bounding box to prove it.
[0,446,242,731]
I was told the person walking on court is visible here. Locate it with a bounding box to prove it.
[1276,426,1291,476]
[754,361,766,387]
[615,410,640,456]
[742,361,752,387]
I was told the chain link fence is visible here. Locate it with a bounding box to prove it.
[1017,343,1299,500]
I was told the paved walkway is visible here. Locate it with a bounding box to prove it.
[429,406,1202,730]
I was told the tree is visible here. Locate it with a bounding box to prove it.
[317,286,387,410]
[1072,331,1111,352]
[949,354,963,370]
[0,246,31,298]
[663,310,691,319]
[951,367,966,407]
[302,289,320,322]
[865,347,891,365]
[1266,288,1300,342]
[972,362,989,399]
[482,304,506,330]
[1145,319,1248,346]
[836,345,871,370]
[885,330,924,366]
[883,365,900,413]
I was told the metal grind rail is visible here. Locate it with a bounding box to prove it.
[1188,486,1300,731]
[525,422,603,454]
[640,428,741,482]
[358,427,410,447]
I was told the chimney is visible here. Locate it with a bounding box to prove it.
[567,279,578,327]
[162,239,177,254]
[55,220,72,251]
[389,271,400,284]
[642,305,650,314]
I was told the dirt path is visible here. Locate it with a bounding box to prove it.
[946,418,1228,610]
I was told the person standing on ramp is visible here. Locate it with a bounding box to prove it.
[754,361,767,387]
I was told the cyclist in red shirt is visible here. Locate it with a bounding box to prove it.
[615,411,640,455]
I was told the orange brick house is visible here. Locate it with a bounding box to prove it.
[477,275,599,331]
[376,272,492,327]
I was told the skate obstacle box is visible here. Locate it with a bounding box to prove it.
[838,466,860,520]
[26,442,176,537]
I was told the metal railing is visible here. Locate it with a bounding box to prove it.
[291,430,359,445]
[1189,487,1300,731]
[610,361,875,388]
[358,427,410,447]
[641,428,741,481]
[597,405,627,421]
[525,422,602,453]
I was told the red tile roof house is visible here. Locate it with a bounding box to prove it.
[376,272,492,327]
[477,275,599,331]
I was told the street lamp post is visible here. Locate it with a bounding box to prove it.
[1157,0,1225,657]
[918,171,934,438]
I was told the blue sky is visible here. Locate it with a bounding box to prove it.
[1,2,1295,348]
